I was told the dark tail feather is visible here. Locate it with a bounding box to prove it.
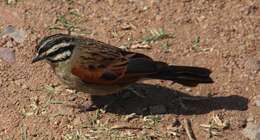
[149,63,214,87]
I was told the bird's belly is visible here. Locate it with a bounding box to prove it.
[53,62,128,96]
[56,71,124,96]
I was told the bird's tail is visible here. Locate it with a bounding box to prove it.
[149,62,214,87]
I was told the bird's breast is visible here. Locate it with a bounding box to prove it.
[51,61,125,96]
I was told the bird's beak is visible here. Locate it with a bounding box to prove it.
[32,54,45,64]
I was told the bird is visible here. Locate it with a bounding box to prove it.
[32,34,213,109]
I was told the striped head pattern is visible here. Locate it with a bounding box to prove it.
[32,34,76,63]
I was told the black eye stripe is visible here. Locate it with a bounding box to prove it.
[46,45,75,63]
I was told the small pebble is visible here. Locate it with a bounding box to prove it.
[121,23,134,30]
[143,6,149,10]
[185,88,192,92]
[21,84,28,90]
[0,48,16,63]
[247,116,255,122]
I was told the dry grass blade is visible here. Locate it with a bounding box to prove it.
[142,28,173,44]
[130,43,151,49]
[184,119,196,140]
[48,99,64,104]
[199,114,229,138]
[110,124,130,130]
[192,36,201,52]
[20,124,28,140]
[110,124,142,130]
[44,85,56,94]
[201,128,222,137]
[124,113,137,121]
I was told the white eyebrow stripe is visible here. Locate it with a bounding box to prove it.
[46,42,72,54]
[50,50,72,61]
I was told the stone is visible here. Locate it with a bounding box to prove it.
[0,48,15,63]
[1,25,26,43]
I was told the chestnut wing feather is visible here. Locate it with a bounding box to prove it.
[70,39,158,85]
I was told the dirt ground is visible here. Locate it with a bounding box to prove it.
[0,0,259,139]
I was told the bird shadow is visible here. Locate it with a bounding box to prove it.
[82,83,248,116]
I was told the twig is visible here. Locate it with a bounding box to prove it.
[184,119,196,140]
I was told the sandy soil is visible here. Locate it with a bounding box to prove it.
[0,0,259,139]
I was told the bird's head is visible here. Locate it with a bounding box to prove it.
[32,34,76,64]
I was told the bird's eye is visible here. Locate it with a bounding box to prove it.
[35,45,40,52]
